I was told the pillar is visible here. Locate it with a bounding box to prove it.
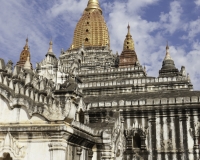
[76,146,82,160]
[49,142,67,160]
[88,149,93,160]
[101,146,112,160]
[193,110,199,159]
[179,110,189,160]
[148,117,157,160]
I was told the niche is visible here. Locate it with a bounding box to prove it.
[79,109,85,124]
[132,133,141,149]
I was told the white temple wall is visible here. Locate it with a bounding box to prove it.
[0,98,47,124]
[22,141,50,160]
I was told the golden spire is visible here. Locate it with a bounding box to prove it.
[70,0,110,50]
[85,0,102,14]
[16,38,32,69]
[123,24,135,51]
[119,25,138,68]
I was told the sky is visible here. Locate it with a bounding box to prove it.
[0,0,200,89]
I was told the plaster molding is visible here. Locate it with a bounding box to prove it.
[0,133,26,160]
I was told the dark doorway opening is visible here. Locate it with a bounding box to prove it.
[133,133,141,148]
[79,109,84,124]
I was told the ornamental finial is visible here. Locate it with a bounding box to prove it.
[85,0,102,14]
[48,39,53,52]
[127,24,130,35]
[24,37,29,50]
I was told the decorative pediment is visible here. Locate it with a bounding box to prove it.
[0,133,26,159]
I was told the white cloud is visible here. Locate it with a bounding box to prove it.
[195,0,200,6]
[126,0,159,14]
[182,18,200,40]
[47,0,87,23]
[159,1,183,34]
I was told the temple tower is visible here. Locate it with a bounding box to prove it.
[119,25,139,67]
[159,44,179,77]
[16,38,33,69]
[70,0,110,50]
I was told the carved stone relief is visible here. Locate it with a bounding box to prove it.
[0,133,26,160]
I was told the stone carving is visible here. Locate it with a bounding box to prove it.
[5,60,13,74]
[0,62,83,122]
[76,147,82,155]
[194,121,200,135]
[48,142,67,151]
[133,153,144,160]
[88,149,93,159]
[189,121,200,137]
[160,139,173,151]
[0,133,26,159]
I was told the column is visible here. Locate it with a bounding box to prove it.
[88,149,93,160]
[156,114,161,160]
[179,111,189,160]
[76,146,82,160]
[170,111,177,160]
[140,135,147,150]
[49,142,67,160]
[148,117,157,160]
[193,110,199,160]
[100,145,112,160]
[124,129,132,159]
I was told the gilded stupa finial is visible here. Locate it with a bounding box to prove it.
[24,37,29,50]
[85,0,102,14]
[71,0,110,50]
[123,24,135,51]
[16,37,32,69]
[127,24,131,35]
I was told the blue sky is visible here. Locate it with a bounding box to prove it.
[0,0,200,89]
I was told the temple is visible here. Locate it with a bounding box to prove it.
[0,0,199,160]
